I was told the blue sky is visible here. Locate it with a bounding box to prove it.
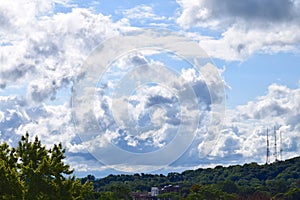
[222,52,300,107]
[1,0,300,177]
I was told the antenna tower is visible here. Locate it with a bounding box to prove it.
[280,130,283,161]
[266,128,270,164]
[274,126,278,162]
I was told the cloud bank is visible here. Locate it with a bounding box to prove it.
[176,0,300,61]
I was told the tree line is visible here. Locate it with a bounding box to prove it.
[88,155,300,199]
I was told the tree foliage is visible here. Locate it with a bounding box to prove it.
[0,133,94,200]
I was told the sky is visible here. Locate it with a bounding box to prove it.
[0,0,300,177]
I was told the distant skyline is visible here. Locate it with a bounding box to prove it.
[0,0,300,177]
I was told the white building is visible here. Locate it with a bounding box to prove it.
[151,187,159,196]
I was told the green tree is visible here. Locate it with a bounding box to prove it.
[0,146,23,199]
[282,188,300,200]
[0,133,95,200]
[109,184,133,200]
[186,184,236,200]
[97,191,114,200]
[16,133,75,199]
[219,180,239,194]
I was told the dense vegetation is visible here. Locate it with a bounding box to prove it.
[1,133,300,199]
[86,157,300,199]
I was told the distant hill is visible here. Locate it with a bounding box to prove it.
[83,156,300,199]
